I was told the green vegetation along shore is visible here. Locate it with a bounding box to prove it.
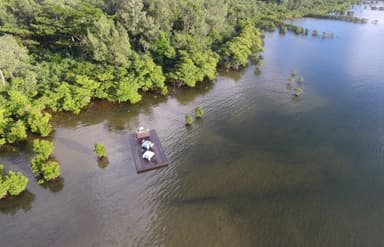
[0,0,355,146]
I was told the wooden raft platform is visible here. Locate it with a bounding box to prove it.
[129,129,169,173]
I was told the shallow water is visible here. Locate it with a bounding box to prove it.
[1,6,384,247]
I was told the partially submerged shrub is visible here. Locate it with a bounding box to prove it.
[293,87,303,96]
[185,114,193,125]
[195,106,205,119]
[0,164,29,199]
[31,139,60,183]
[94,143,107,159]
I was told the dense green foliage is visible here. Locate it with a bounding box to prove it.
[31,139,60,183]
[39,160,60,181]
[220,20,263,70]
[0,164,29,199]
[0,89,53,145]
[32,139,54,160]
[94,143,107,158]
[0,0,353,145]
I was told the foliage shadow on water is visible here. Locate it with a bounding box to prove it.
[97,157,109,169]
[170,81,215,105]
[39,177,65,193]
[0,190,35,216]
[50,93,169,130]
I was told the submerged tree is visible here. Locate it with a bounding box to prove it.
[5,170,29,196]
[39,161,60,182]
[288,76,295,83]
[0,164,29,199]
[293,87,303,96]
[33,139,54,160]
[195,106,205,118]
[322,32,328,39]
[94,143,107,159]
[185,114,193,125]
[31,139,60,183]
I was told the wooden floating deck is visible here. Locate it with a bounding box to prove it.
[129,129,169,173]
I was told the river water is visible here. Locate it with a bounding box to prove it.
[1,6,384,247]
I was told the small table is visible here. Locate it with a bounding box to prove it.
[142,150,155,161]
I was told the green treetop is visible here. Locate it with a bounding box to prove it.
[0,35,29,87]
[40,160,60,182]
[86,15,132,66]
[94,143,107,159]
[5,170,29,196]
[0,164,29,199]
[31,139,60,183]
[33,139,54,160]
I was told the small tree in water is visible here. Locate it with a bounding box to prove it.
[31,139,61,184]
[40,161,60,181]
[94,143,107,159]
[293,87,303,96]
[322,32,328,39]
[0,164,29,199]
[33,139,54,160]
[185,114,193,126]
[195,106,205,119]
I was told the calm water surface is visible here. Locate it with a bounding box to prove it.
[1,6,384,247]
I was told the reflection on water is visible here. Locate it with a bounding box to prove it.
[0,191,35,216]
[40,177,65,193]
[1,6,384,247]
[97,158,110,169]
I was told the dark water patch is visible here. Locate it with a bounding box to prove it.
[40,177,65,193]
[0,190,35,216]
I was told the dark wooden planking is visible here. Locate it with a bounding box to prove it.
[129,129,169,173]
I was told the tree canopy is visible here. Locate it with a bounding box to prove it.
[0,0,353,145]
[0,164,29,199]
[31,139,60,183]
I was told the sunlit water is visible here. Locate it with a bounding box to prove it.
[1,6,384,247]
